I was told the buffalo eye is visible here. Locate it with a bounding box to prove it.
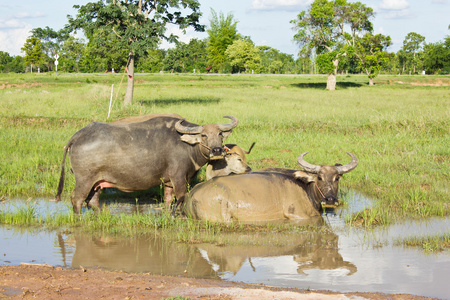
[317,176,323,181]
[335,176,340,182]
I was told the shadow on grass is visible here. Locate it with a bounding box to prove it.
[291,81,365,89]
[141,97,221,107]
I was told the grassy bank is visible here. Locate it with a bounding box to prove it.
[0,73,449,227]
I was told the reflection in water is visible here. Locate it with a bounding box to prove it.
[197,230,356,278]
[69,229,355,279]
[71,233,216,278]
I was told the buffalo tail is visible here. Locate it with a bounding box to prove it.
[53,145,69,202]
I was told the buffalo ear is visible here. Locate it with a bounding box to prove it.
[180,134,201,145]
[294,171,316,183]
[222,130,232,139]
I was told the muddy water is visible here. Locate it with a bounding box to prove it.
[1,193,449,299]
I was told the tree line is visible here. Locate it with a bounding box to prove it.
[0,1,449,89]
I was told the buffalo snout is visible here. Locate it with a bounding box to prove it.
[322,196,339,207]
[210,146,227,159]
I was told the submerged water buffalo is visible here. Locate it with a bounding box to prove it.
[205,142,255,180]
[54,116,238,213]
[183,152,358,223]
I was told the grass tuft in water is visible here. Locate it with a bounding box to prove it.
[394,234,450,253]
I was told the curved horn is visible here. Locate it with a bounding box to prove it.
[218,116,238,132]
[175,119,203,134]
[336,152,358,174]
[297,152,321,174]
[245,142,256,154]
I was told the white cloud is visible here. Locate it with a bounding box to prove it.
[379,0,410,10]
[13,12,46,19]
[159,25,199,49]
[378,0,413,19]
[0,18,26,30]
[250,0,312,11]
[0,26,32,56]
[382,9,413,19]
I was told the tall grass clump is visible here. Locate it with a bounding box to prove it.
[394,233,450,253]
[0,205,39,226]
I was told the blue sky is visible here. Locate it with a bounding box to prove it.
[1,0,449,57]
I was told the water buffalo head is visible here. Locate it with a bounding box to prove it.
[175,116,238,160]
[294,152,358,207]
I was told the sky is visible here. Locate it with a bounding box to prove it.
[0,0,449,58]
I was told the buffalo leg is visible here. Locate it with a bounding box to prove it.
[164,185,174,209]
[71,181,94,214]
[87,188,102,212]
[171,187,187,217]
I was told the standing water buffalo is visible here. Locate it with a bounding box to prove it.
[54,116,238,213]
[182,152,358,223]
[205,142,255,180]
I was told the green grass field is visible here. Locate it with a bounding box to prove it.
[0,73,449,227]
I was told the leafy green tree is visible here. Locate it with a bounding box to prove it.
[291,0,374,90]
[0,53,26,73]
[206,9,239,73]
[136,49,165,72]
[68,0,204,105]
[402,32,425,74]
[59,36,86,72]
[185,38,208,72]
[0,51,13,73]
[31,27,68,71]
[161,38,207,73]
[295,55,313,74]
[163,43,190,72]
[82,31,128,73]
[21,37,44,73]
[225,39,260,73]
[396,49,408,74]
[258,46,295,74]
[423,41,450,74]
[353,33,391,85]
[7,56,26,73]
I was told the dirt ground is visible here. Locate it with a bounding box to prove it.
[0,264,433,300]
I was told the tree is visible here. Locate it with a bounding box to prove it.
[396,49,408,74]
[0,51,13,73]
[258,46,295,74]
[59,36,86,72]
[291,0,374,90]
[31,27,68,71]
[185,38,208,72]
[402,32,425,74]
[21,37,44,73]
[68,0,204,105]
[81,31,128,73]
[206,9,239,73]
[163,43,190,72]
[225,39,260,73]
[136,49,165,72]
[423,41,450,74]
[353,33,392,85]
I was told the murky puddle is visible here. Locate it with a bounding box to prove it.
[0,192,449,299]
